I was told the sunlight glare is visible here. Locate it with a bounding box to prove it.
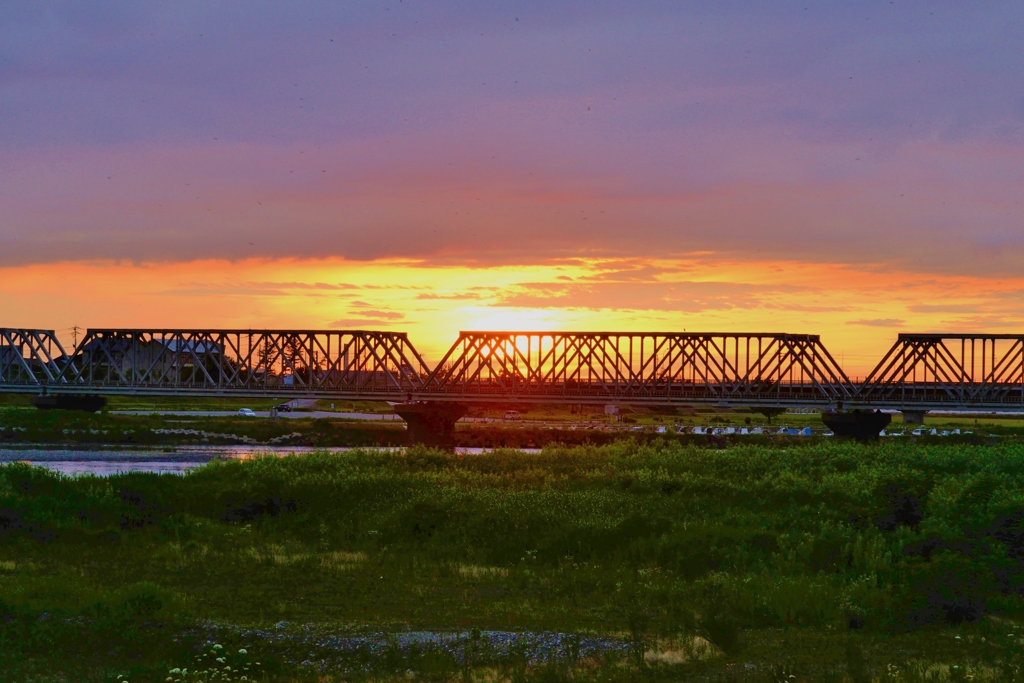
[458,307,564,332]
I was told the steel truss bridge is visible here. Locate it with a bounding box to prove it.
[3,328,1024,412]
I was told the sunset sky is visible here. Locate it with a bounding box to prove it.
[2,2,1022,373]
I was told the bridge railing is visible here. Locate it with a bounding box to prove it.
[52,329,430,394]
[422,331,856,402]
[856,334,1024,406]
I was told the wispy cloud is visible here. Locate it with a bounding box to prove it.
[936,316,1024,330]
[907,304,980,314]
[247,281,360,291]
[329,310,405,323]
[157,280,361,297]
[846,318,905,327]
[493,280,812,313]
[415,291,491,301]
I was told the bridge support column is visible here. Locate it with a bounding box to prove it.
[821,409,892,442]
[902,410,927,425]
[394,402,468,447]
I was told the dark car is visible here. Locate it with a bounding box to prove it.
[274,403,292,413]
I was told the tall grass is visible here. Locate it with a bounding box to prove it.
[5,441,1024,680]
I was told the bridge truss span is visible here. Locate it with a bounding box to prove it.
[856,333,1024,409]
[4,329,430,397]
[7,326,1024,413]
[421,331,855,406]
[0,329,72,387]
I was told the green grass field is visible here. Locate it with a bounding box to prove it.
[6,442,1024,681]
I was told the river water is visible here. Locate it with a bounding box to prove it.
[0,445,314,476]
[0,445,535,476]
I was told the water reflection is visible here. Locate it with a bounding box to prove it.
[0,445,535,476]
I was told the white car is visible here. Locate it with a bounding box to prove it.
[238,408,257,417]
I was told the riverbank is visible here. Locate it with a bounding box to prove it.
[2,401,1018,453]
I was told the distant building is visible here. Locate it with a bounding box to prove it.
[0,344,25,380]
[159,339,224,356]
[0,344,22,366]
[76,336,225,379]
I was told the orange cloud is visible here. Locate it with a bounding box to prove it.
[1,255,1023,374]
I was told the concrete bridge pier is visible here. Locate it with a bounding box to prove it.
[902,410,928,425]
[821,409,892,442]
[393,402,468,448]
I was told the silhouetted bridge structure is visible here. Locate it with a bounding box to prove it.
[3,328,1024,440]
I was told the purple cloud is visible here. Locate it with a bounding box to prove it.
[0,2,1021,276]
